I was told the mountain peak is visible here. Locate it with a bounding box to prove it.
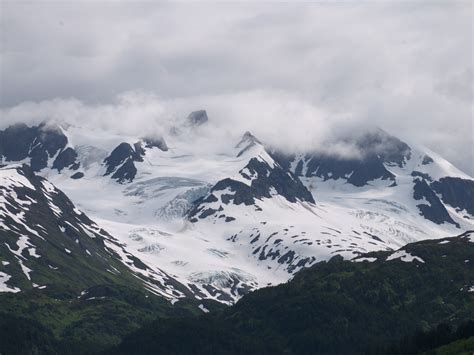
[187,110,208,126]
[103,142,145,183]
[0,122,79,173]
[236,131,260,147]
[236,131,262,157]
[37,121,63,133]
[351,127,411,167]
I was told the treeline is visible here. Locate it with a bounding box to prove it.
[112,237,474,354]
[386,320,474,355]
[2,311,472,355]
[0,313,58,355]
[111,319,474,355]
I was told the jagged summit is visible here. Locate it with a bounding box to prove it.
[236,131,261,148]
[271,128,412,187]
[1,120,473,304]
[235,131,262,157]
[187,110,209,126]
[103,136,168,183]
[0,122,79,173]
[103,142,145,183]
[189,154,315,222]
[349,127,411,166]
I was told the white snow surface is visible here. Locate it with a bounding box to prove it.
[1,124,473,303]
[352,257,378,263]
[0,271,20,293]
[386,250,425,263]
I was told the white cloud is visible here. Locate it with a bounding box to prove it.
[0,1,472,173]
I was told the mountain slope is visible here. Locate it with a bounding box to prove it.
[0,164,192,299]
[1,118,473,304]
[114,231,474,355]
[272,128,410,187]
[0,164,223,352]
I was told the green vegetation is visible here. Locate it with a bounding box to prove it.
[0,167,213,353]
[386,320,474,354]
[114,234,474,354]
[1,233,472,354]
[432,336,474,355]
[0,284,214,354]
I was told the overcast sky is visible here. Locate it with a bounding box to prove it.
[0,1,472,174]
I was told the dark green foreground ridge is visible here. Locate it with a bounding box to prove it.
[114,231,474,355]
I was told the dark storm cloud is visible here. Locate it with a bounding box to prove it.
[0,1,472,174]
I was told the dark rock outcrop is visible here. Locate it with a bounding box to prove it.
[103,142,145,183]
[70,172,84,180]
[0,123,79,172]
[273,128,411,187]
[413,178,459,227]
[431,177,474,216]
[52,147,79,172]
[189,154,314,221]
[422,155,434,165]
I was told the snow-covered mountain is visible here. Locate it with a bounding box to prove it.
[0,112,473,304]
[0,164,196,300]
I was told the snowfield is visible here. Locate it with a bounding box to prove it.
[1,121,473,304]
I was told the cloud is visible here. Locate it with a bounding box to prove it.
[0,1,472,174]
[0,89,469,174]
[0,89,343,147]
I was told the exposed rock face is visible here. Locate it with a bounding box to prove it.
[422,155,434,165]
[431,177,474,216]
[70,172,84,179]
[103,142,145,183]
[103,138,170,183]
[0,123,79,172]
[52,147,79,172]
[189,153,315,222]
[273,128,411,187]
[302,153,396,187]
[413,178,459,227]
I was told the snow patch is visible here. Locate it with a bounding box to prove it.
[0,272,20,293]
[198,304,210,313]
[386,250,425,263]
[353,257,377,263]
